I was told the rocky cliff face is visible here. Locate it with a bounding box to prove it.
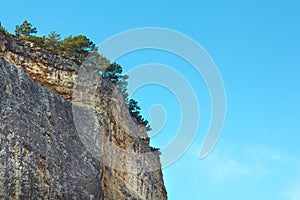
[0,58,104,199]
[0,32,167,200]
[0,33,78,101]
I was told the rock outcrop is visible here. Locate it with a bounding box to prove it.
[0,33,78,101]
[0,32,167,199]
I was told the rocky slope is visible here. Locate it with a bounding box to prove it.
[0,32,167,200]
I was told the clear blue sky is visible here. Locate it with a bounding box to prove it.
[1,1,300,199]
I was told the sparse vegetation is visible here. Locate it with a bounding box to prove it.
[150,147,161,155]
[0,22,6,33]
[0,21,10,36]
[15,20,37,37]
[128,99,151,131]
[1,20,151,130]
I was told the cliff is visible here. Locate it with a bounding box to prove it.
[0,32,167,199]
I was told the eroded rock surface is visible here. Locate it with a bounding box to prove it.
[0,59,104,199]
[0,32,167,200]
[0,33,78,101]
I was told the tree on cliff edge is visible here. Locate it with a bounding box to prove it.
[0,22,7,33]
[128,99,151,130]
[45,31,61,52]
[15,20,37,37]
[61,35,95,63]
[5,21,152,131]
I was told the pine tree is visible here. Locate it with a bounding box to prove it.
[46,31,61,52]
[61,35,95,63]
[15,20,37,37]
[0,22,6,33]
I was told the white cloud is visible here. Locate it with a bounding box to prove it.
[209,153,250,182]
[244,144,285,163]
[198,143,288,183]
[178,141,300,199]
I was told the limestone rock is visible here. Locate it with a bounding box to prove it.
[0,32,167,199]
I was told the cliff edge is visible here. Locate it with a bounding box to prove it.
[0,32,167,200]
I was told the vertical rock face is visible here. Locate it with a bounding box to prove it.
[0,32,167,199]
[0,59,104,199]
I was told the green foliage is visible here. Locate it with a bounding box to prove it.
[25,36,47,48]
[14,23,95,63]
[0,22,14,37]
[87,52,125,83]
[102,62,123,83]
[150,147,161,155]
[45,31,61,53]
[2,20,151,131]
[128,99,141,119]
[128,99,151,130]
[60,35,95,63]
[85,52,130,103]
[85,48,111,70]
[0,21,7,33]
[15,20,37,37]
[116,74,129,102]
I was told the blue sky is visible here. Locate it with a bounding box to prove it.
[1,0,300,199]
